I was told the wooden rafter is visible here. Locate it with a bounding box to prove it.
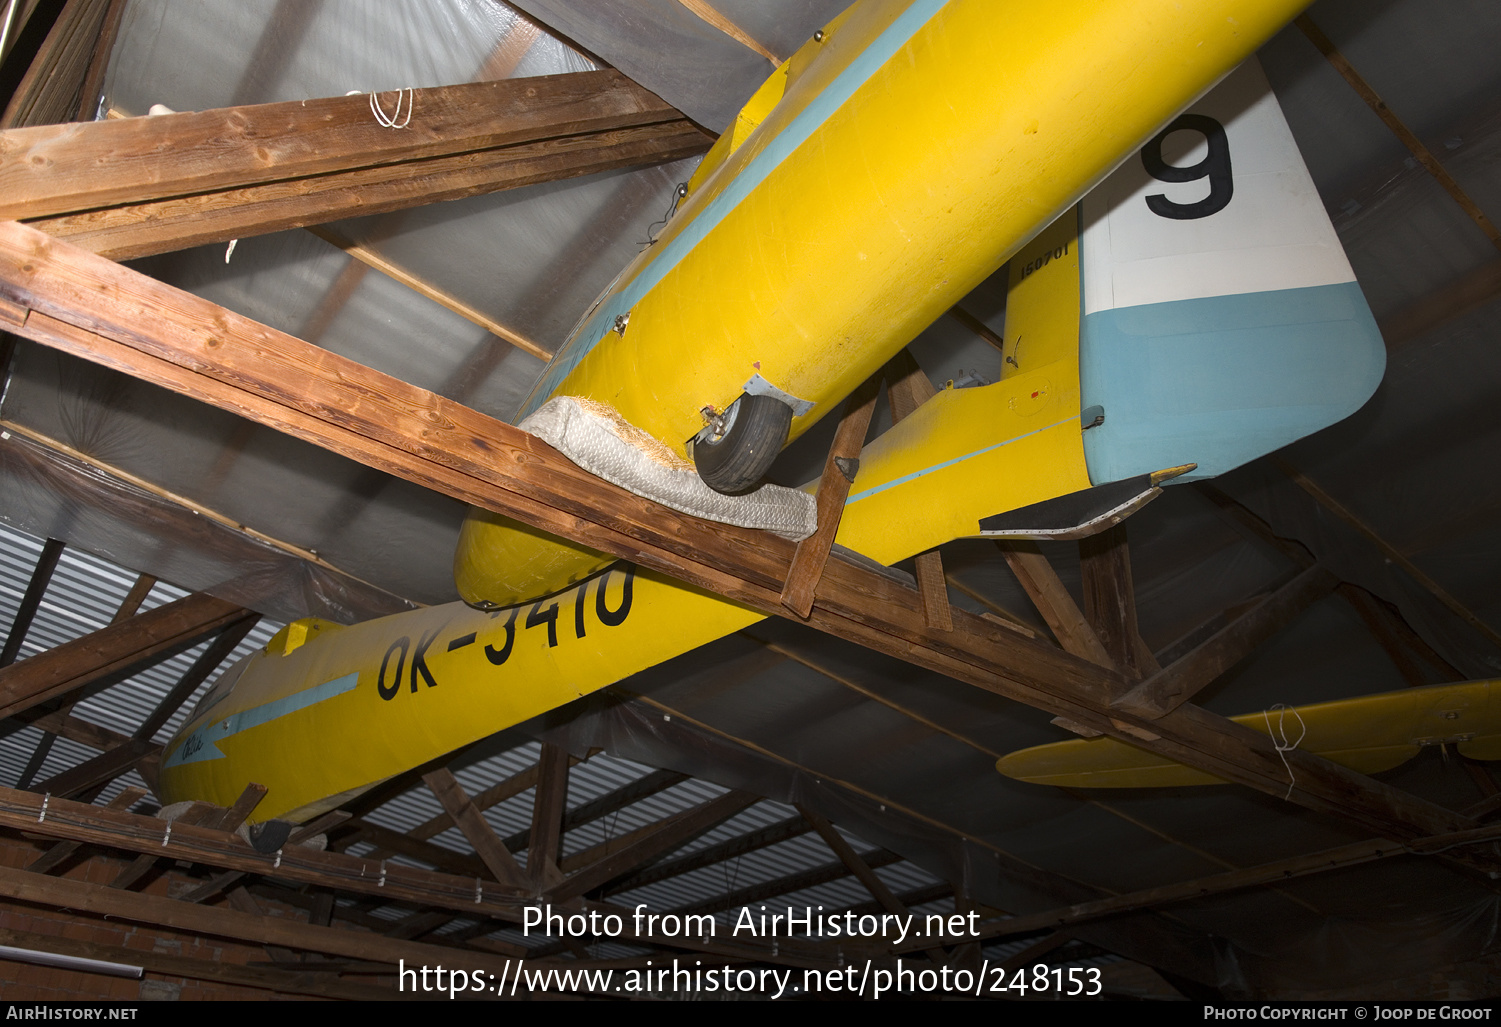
[501,766,687,852]
[133,614,260,741]
[1,70,713,262]
[1279,460,1501,653]
[548,790,757,902]
[0,862,519,973]
[1113,564,1339,719]
[1079,525,1158,682]
[0,590,248,720]
[1296,14,1501,254]
[600,812,810,897]
[0,535,63,666]
[0,784,833,965]
[527,742,571,887]
[26,786,147,874]
[902,819,1501,951]
[997,541,1113,668]
[781,372,879,617]
[799,806,907,917]
[423,767,530,890]
[0,222,1488,857]
[672,846,903,919]
[0,925,400,1001]
[33,738,157,798]
[306,225,553,361]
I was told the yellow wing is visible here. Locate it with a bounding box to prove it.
[996,680,1501,788]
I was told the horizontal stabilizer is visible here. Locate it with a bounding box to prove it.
[978,465,1195,540]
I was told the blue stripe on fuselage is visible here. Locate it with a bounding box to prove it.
[517,0,951,420]
[163,672,360,768]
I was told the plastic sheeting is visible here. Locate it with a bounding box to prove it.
[0,0,707,612]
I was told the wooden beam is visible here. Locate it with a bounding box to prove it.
[33,121,713,262]
[210,782,269,833]
[1,536,63,667]
[0,926,404,1002]
[19,707,133,753]
[883,348,937,422]
[0,863,518,975]
[110,573,156,624]
[904,821,1501,950]
[0,784,533,918]
[26,785,146,874]
[799,806,907,918]
[6,537,69,789]
[307,226,552,361]
[333,814,489,880]
[421,767,529,890]
[675,0,780,64]
[108,801,215,890]
[599,813,809,897]
[943,575,1037,637]
[548,790,757,903]
[73,0,127,122]
[997,541,1114,667]
[781,374,879,618]
[380,753,587,854]
[0,783,809,964]
[672,847,903,919]
[501,767,686,853]
[1,70,691,219]
[177,810,348,905]
[21,566,161,789]
[913,548,954,631]
[0,221,1486,855]
[1,0,112,129]
[1279,460,1501,652]
[559,807,707,875]
[0,590,249,720]
[946,305,1007,354]
[1113,565,1339,719]
[1079,525,1157,682]
[1295,14,1501,254]
[526,743,570,887]
[133,613,260,741]
[33,738,157,798]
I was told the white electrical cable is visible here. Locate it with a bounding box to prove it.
[1263,702,1308,800]
[369,88,414,129]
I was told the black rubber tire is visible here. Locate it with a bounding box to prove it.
[693,393,793,495]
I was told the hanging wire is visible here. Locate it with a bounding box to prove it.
[369,87,414,129]
[642,182,689,247]
[1263,703,1308,800]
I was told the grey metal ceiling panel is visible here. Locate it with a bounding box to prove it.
[506,0,773,131]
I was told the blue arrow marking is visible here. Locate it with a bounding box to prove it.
[164,672,360,769]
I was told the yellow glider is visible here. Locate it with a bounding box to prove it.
[996,681,1501,789]
[159,0,1330,824]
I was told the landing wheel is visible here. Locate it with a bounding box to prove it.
[692,393,793,495]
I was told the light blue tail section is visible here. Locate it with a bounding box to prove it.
[1079,282,1385,484]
